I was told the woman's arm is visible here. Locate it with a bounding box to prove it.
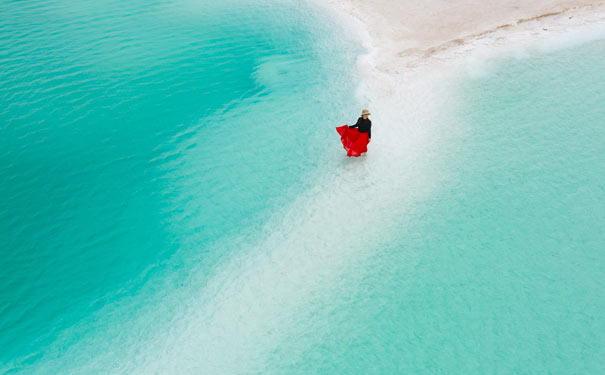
[349,118,360,128]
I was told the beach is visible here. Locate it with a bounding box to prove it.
[320,1,605,65]
[315,0,605,106]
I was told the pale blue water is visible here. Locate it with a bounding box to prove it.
[272,39,605,373]
[1,1,604,374]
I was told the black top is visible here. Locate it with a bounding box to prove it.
[349,117,371,139]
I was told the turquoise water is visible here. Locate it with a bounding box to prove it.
[264,39,605,373]
[0,0,360,372]
[1,0,604,373]
[241,39,605,374]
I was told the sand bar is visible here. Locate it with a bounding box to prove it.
[318,0,605,72]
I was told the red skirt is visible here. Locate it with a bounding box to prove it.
[336,125,369,157]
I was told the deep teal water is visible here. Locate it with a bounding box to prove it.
[1,0,604,373]
[0,0,360,372]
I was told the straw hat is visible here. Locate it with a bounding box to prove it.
[361,108,371,116]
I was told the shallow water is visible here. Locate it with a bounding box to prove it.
[1,0,604,373]
[264,38,605,374]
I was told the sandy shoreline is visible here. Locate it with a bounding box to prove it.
[318,0,605,72]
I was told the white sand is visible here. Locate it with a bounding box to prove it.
[318,0,605,72]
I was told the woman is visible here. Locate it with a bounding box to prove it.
[336,108,372,157]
